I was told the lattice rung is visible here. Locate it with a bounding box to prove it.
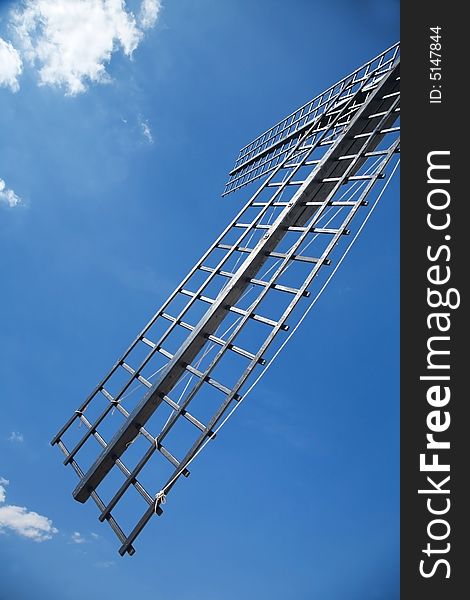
[179,288,288,329]
[198,264,310,297]
[216,243,325,266]
[120,362,153,388]
[158,312,264,364]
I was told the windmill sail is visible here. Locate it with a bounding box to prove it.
[52,43,400,555]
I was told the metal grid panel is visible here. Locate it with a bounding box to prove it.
[52,49,400,555]
[223,42,399,196]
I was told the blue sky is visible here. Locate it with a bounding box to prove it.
[0,1,399,599]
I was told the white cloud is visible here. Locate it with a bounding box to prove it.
[94,560,115,568]
[0,478,8,503]
[0,478,58,542]
[8,431,24,443]
[139,116,153,144]
[139,0,161,30]
[11,0,161,96]
[90,532,99,539]
[0,37,22,92]
[71,531,86,544]
[0,178,22,207]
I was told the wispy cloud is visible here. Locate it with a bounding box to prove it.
[70,530,100,544]
[0,478,58,542]
[94,560,115,568]
[139,116,154,144]
[71,531,86,544]
[139,0,162,30]
[0,37,22,92]
[6,0,162,95]
[8,431,24,443]
[0,479,7,503]
[0,178,21,207]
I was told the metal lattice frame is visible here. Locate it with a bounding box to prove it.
[52,44,400,555]
[223,42,399,195]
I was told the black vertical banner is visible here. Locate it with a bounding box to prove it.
[401,3,467,599]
